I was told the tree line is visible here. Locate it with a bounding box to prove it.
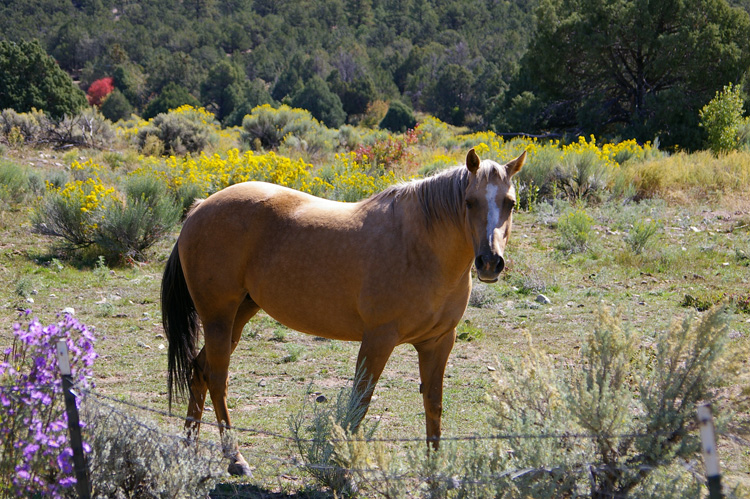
[1,0,749,150]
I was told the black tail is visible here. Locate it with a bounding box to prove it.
[162,242,200,411]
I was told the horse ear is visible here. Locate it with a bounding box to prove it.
[506,150,526,177]
[466,148,480,174]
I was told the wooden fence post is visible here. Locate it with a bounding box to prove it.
[56,340,92,499]
[697,403,722,499]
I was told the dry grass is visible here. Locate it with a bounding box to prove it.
[626,150,750,200]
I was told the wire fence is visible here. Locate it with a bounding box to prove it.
[82,387,683,445]
[77,385,718,498]
[1,380,732,498]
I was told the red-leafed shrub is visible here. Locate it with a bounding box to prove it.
[87,77,115,107]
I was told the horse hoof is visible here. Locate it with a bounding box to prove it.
[227,459,253,477]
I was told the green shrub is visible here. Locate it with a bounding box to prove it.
[624,219,660,254]
[0,108,43,145]
[379,100,417,133]
[99,88,133,122]
[32,188,100,250]
[289,373,378,495]
[241,103,333,151]
[700,83,745,154]
[94,176,181,260]
[557,207,594,253]
[469,282,499,308]
[142,82,200,120]
[137,106,218,155]
[0,161,32,205]
[484,305,733,497]
[555,149,611,202]
[32,174,180,260]
[37,109,116,150]
[82,400,224,498]
[289,75,346,128]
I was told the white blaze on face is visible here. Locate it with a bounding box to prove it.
[485,183,500,245]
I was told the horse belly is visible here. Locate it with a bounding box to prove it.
[251,280,366,341]
[244,238,370,341]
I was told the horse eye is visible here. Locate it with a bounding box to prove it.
[466,199,476,209]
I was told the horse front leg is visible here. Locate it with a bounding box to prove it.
[415,330,456,450]
[350,330,398,432]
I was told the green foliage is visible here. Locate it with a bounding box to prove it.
[137,106,218,155]
[94,176,181,261]
[424,63,474,126]
[142,82,200,120]
[99,89,133,122]
[319,306,734,498]
[290,76,346,129]
[456,319,485,341]
[625,219,660,254]
[31,172,180,261]
[483,305,731,497]
[556,149,611,202]
[469,282,500,309]
[289,373,378,495]
[0,109,43,145]
[0,39,88,118]
[240,104,332,151]
[378,100,416,133]
[682,290,727,311]
[515,0,750,150]
[700,83,747,154]
[327,70,377,117]
[1,108,114,149]
[0,161,34,205]
[82,402,224,498]
[557,208,594,253]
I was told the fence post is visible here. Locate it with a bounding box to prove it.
[697,403,722,499]
[56,341,92,499]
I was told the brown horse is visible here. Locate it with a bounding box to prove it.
[162,148,525,475]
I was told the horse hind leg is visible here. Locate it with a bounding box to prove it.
[184,297,259,441]
[223,297,260,476]
[185,347,208,440]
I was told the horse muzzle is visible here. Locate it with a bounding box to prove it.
[474,253,505,283]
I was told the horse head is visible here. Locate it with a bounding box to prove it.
[464,148,526,283]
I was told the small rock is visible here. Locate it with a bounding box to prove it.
[137,341,151,349]
[158,344,165,350]
[689,226,701,233]
[25,297,34,303]
[258,379,267,387]
[62,307,75,315]
[487,365,496,372]
[535,294,551,305]
[315,394,328,403]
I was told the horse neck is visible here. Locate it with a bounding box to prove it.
[400,195,475,279]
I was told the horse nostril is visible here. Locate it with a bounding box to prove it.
[474,255,485,271]
[495,256,505,273]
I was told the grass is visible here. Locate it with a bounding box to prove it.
[1,147,749,496]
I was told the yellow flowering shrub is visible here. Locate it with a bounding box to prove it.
[450,132,657,204]
[132,149,402,204]
[33,174,119,249]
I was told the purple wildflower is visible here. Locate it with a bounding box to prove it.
[1,310,97,496]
